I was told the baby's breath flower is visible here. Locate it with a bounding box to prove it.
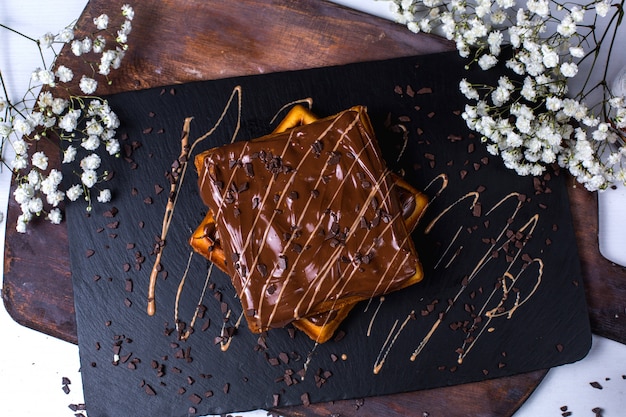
[62,145,77,164]
[79,75,98,95]
[595,0,611,17]
[97,189,112,203]
[122,4,135,20]
[28,197,44,214]
[55,65,74,82]
[80,153,102,171]
[105,138,120,155]
[66,184,84,202]
[478,54,498,70]
[39,32,55,48]
[57,27,74,43]
[58,109,81,132]
[47,208,63,224]
[81,169,98,188]
[31,151,49,170]
[2,6,134,231]
[93,14,109,30]
[81,135,100,151]
[560,62,578,78]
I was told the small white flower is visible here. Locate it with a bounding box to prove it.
[12,154,28,170]
[31,151,49,170]
[81,37,92,53]
[0,122,11,139]
[93,14,109,30]
[122,4,135,20]
[37,69,55,86]
[478,54,498,70]
[66,184,84,201]
[459,79,480,100]
[80,153,102,171]
[58,27,74,43]
[56,65,74,83]
[81,135,100,151]
[527,0,550,17]
[12,139,29,155]
[106,138,120,155]
[27,170,41,188]
[79,76,98,95]
[16,214,29,233]
[86,118,104,136]
[97,189,112,203]
[570,6,585,22]
[545,97,562,111]
[81,169,98,188]
[47,208,63,224]
[28,197,44,214]
[58,109,81,132]
[595,0,611,17]
[13,118,34,137]
[13,183,35,204]
[46,191,65,207]
[487,31,503,56]
[51,98,69,115]
[39,32,55,48]
[569,46,585,58]
[71,39,83,56]
[492,86,511,106]
[541,45,559,68]
[561,62,579,78]
[93,35,106,54]
[37,91,54,109]
[63,145,78,164]
[557,15,576,37]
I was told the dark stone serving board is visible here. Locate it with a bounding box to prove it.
[65,51,591,417]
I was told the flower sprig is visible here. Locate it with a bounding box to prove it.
[1,4,134,232]
[384,0,626,191]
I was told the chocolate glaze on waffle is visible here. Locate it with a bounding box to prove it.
[194,107,421,332]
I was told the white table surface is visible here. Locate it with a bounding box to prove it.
[1,1,625,416]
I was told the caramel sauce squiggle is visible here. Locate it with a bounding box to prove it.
[174,252,195,331]
[373,311,415,375]
[148,85,242,316]
[269,98,314,125]
[178,263,215,341]
[434,226,463,270]
[459,256,543,363]
[367,296,385,336]
[410,192,527,362]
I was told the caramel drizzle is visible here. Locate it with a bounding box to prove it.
[456,215,542,364]
[147,86,242,317]
[373,310,415,375]
[366,296,385,336]
[410,192,528,362]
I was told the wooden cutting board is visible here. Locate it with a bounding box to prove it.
[2,0,625,416]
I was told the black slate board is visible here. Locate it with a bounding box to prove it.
[65,51,591,416]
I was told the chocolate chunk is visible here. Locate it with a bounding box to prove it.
[144,384,156,396]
